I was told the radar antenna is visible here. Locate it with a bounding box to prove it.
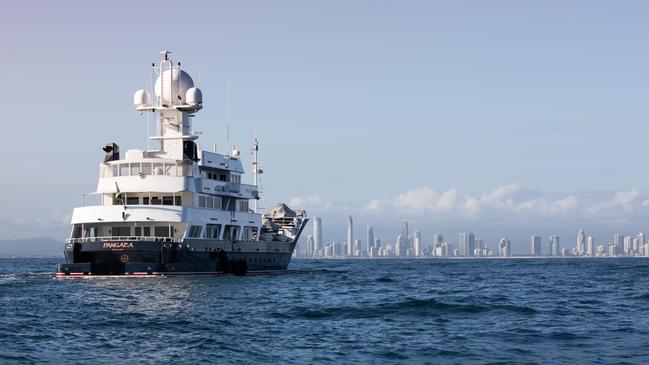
[251,136,264,213]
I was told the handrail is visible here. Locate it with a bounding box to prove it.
[67,236,182,243]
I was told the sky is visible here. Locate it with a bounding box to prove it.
[1,1,649,252]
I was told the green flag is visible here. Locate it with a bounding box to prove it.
[115,182,123,201]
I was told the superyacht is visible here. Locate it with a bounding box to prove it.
[56,51,307,277]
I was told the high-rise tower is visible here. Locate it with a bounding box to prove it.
[400,220,409,249]
[550,235,560,256]
[577,229,586,255]
[531,235,541,256]
[313,216,322,254]
[366,225,374,254]
[459,232,475,256]
[347,216,354,256]
[413,230,421,257]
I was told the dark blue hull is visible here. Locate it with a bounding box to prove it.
[56,239,295,277]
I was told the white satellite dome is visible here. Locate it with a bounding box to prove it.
[133,89,151,107]
[154,69,195,103]
[186,87,203,106]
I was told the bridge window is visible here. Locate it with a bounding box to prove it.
[126,197,139,205]
[205,224,221,239]
[242,226,258,241]
[223,225,240,241]
[187,225,202,238]
[162,196,173,205]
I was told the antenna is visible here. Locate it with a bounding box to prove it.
[226,79,231,151]
[251,134,263,214]
[145,79,150,151]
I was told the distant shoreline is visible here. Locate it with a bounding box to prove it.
[295,255,649,260]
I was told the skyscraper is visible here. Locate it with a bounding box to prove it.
[613,233,624,255]
[347,216,353,256]
[395,235,404,257]
[366,225,374,254]
[413,230,421,257]
[577,229,585,255]
[459,232,475,257]
[587,236,595,256]
[550,235,560,256]
[499,237,511,257]
[531,235,541,256]
[401,220,409,249]
[624,236,633,256]
[354,239,361,256]
[433,234,444,248]
[306,235,314,257]
[313,216,322,254]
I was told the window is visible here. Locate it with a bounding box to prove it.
[142,162,152,175]
[208,173,213,179]
[130,163,141,176]
[71,225,82,239]
[143,227,151,236]
[119,164,130,177]
[214,197,222,210]
[187,225,202,238]
[112,227,131,236]
[162,196,173,206]
[164,164,174,176]
[206,197,214,209]
[175,196,182,206]
[152,163,164,175]
[219,174,226,181]
[223,225,240,241]
[238,200,249,212]
[151,197,162,205]
[230,174,241,184]
[155,226,170,237]
[205,224,221,239]
[242,226,258,241]
[143,197,150,205]
[126,197,139,205]
[134,227,142,236]
[111,165,118,177]
[199,195,206,208]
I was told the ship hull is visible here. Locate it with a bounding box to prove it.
[56,239,296,277]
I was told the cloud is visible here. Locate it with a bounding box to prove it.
[294,184,649,225]
[362,184,580,220]
[586,189,639,215]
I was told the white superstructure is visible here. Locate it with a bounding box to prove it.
[68,51,302,248]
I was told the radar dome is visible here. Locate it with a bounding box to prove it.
[133,89,151,107]
[154,69,195,103]
[186,87,203,106]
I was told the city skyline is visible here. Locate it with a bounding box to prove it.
[298,215,649,258]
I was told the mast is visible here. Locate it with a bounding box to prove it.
[252,137,260,213]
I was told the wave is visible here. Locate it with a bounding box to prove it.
[283,297,537,320]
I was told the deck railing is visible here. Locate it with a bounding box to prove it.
[67,236,182,244]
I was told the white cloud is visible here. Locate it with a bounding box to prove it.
[295,184,649,223]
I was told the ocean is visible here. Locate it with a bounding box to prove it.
[1,258,648,364]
